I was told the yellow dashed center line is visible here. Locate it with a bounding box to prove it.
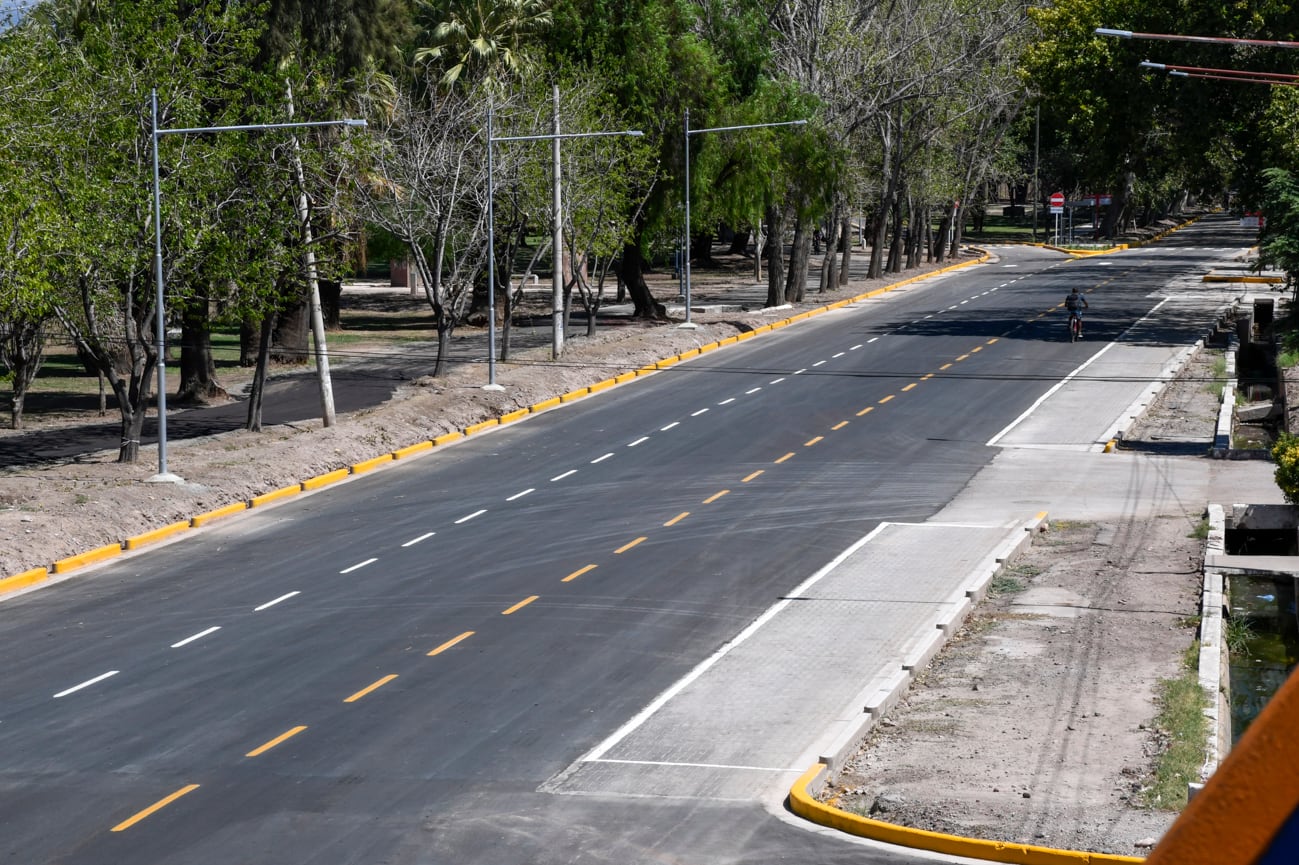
[971,346,982,353]
[246,726,307,758]
[939,363,952,371]
[921,374,934,381]
[704,490,729,504]
[502,595,539,615]
[742,470,764,483]
[562,564,598,583]
[878,395,895,404]
[831,421,849,430]
[804,436,824,446]
[345,674,399,703]
[856,406,874,417]
[775,452,795,463]
[111,784,201,832]
[614,537,647,554]
[664,512,689,527]
[901,383,916,392]
[986,338,999,345]
[955,354,969,362]
[428,630,475,655]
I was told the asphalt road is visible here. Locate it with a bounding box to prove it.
[0,216,1257,864]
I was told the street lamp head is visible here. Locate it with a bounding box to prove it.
[1095,28,1133,38]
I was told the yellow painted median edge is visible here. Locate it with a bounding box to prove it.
[53,543,123,574]
[250,484,302,508]
[124,521,190,550]
[191,501,249,527]
[500,408,531,424]
[351,453,395,475]
[302,467,350,490]
[394,440,434,458]
[0,567,49,595]
[790,764,1143,865]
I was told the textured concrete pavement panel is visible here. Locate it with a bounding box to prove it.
[547,523,1018,802]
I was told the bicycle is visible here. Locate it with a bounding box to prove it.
[1067,311,1082,342]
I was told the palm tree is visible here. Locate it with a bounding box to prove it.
[414,0,552,88]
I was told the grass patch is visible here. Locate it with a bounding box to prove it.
[1279,348,1299,369]
[1206,357,1227,398]
[1224,615,1255,657]
[1142,642,1210,810]
[1188,517,1210,540]
[990,573,1028,595]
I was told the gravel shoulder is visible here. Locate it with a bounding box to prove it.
[821,341,1228,856]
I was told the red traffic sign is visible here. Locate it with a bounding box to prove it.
[1049,191,1065,207]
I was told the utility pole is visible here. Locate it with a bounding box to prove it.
[286,80,336,427]
[552,85,564,360]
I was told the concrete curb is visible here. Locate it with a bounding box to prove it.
[789,763,1143,865]
[1210,346,1237,458]
[1,250,993,599]
[1197,503,1228,792]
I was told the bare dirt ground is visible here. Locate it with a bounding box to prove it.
[1,249,1231,857]
[822,342,1227,856]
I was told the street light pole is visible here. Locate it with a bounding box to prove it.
[149,89,365,480]
[681,116,808,328]
[486,102,642,380]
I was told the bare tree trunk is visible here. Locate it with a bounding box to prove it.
[178,286,227,404]
[617,236,665,319]
[820,203,840,292]
[753,220,764,283]
[887,193,904,273]
[838,215,852,286]
[764,204,785,307]
[785,215,811,303]
[245,316,273,431]
[271,298,310,364]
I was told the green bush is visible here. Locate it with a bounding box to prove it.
[1272,432,1299,504]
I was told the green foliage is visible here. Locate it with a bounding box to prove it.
[1272,432,1299,505]
[1143,661,1210,810]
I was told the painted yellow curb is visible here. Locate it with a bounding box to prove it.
[249,484,302,508]
[191,501,249,527]
[302,467,350,490]
[735,330,755,340]
[614,372,638,384]
[53,542,123,574]
[124,521,190,551]
[532,396,563,413]
[465,419,499,435]
[499,408,530,424]
[588,379,615,394]
[560,388,590,403]
[1104,439,1118,453]
[789,764,1142,865]
[0,567,48,595]
[636,364,659,376]
[1203,274,1281,284]
[697,341,720,353]
[350,454,394,475]
[394,440,433,458]
[656,356,682,369]
[678,347,701,359]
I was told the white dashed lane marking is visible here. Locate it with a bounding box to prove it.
[255,591,300,611]
[171,626,221,649]
[53,671,119,699]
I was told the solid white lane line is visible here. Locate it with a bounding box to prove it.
[401,532,436,547]
[660,422,680,431]
[551,469,577,481]
[591,453,614,464]
[691,408,709,416]
[255,591,300,611]
[171,626,221,649]
[718,397,736,405]
[454,510,487,524]
[628,437,649,447]
[506,489,534,502]
[54,670,120,699]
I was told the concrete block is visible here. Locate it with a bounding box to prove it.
[863,668,912,719]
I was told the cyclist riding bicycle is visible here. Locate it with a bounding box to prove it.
[1065,288,1089,338]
